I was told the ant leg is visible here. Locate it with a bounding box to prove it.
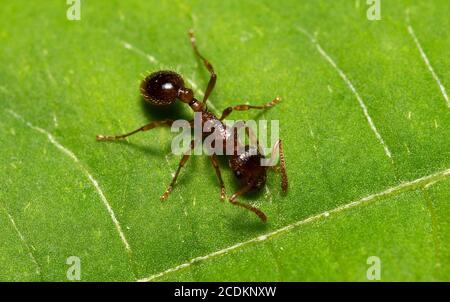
[219,97,282,121]
[210,154,226,201]
[278,140,288,192]
[96,119,174,141]
[160,140,195,201]
[160,154,189,200]
[268,140,288,192]
[229,185,267,222]
[188,29,217,104]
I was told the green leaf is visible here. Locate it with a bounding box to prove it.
[0,0,449,281]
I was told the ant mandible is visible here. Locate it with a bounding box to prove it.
[96,30,288,222]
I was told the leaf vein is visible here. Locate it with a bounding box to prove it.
[6,109,132,254]
[137,167,450,281]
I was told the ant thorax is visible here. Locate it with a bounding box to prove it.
[192,111,230,155]
[191,111,252,157]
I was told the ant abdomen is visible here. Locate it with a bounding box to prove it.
[140,70,185,105]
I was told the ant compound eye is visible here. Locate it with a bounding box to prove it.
[140,70,185,105]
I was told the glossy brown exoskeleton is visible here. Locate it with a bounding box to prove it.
[96,30,288,222]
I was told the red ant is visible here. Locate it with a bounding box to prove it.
[96,30,288,222]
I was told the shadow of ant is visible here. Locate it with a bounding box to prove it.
[226,211,269,233]
[113,139,162,157]
[140,96,191,122]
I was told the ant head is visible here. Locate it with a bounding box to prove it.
[140,70,193,105]
[230,148,267,190]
